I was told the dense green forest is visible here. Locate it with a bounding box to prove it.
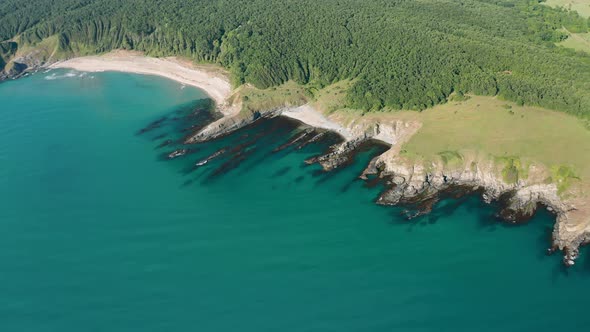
[1,0,590,117]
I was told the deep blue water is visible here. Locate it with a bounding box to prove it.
[1,70,589,331]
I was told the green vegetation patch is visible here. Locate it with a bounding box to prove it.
[558,32,590,53]
[496,156,529,184]
[239,81,308,114]
[550,165,581,195]
[13,35,74,63]
[543,0,590,18]
[438,150,464,168]
[0,41,17,57]
[449,92,471,102]
[311,80,353,114]
[396,96,590,195]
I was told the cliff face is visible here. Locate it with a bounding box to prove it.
[310,117,589,267]
[365,153,588,267]
[0,48,48,80]
[0,36,72,82]
[186,104,589,267]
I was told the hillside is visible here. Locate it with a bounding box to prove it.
[1,0,590,117]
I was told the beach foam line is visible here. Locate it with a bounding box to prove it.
[49,52,235,115]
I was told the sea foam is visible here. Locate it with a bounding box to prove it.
[44,71,87,80]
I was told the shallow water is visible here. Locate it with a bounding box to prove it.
[1,70,589,331]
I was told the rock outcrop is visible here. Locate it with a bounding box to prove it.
[304,137,369,170]
[182,104,589,268]
[303,120,422,170]
[359,146,588,267]
[275,108,589,267]
[185,108,284,143]
[0,48,51,81]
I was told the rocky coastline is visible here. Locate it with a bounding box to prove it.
[4,52,588,268]
[0,52,47,81]
[182,105,589,268]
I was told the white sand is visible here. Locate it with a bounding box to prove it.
[281,105,353,140]
[49,52,354,139]
[49,52,237,115]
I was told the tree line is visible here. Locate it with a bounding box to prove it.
[1,0,590,117]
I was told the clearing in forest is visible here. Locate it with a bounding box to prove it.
[559,31,590,52]
[544,0,590,18]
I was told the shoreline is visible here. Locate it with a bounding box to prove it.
[44,52,590,266]
[48,52,353,137]
[280,105,354,141]
[49,51,236,115]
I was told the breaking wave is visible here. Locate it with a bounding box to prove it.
[44,71,88,80]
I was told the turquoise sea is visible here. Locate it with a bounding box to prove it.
[1,70,589,331]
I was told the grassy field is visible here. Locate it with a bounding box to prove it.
[558,32,590,53]
[544,0,590,18]
[236,80,590,196]
[309,80,353,114]
[317,93,590,195]
[388,96,590,190]
[236,81,308,114]
[13,35,63,61]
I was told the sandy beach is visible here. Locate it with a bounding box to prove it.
[50,51,357,140]
[50,51,236,115]
[281,105,353,141]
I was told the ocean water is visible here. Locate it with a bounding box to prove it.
[1,70,589,332]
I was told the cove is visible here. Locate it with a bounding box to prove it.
[1,70,589,331]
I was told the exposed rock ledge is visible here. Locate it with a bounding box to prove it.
[185,104,590,267]
[0,50,48,81]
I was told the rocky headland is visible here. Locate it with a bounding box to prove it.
[0,46,47,81]
[184,95,590,268]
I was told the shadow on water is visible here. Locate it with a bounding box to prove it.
[310,142,390,190]
[234,118,302,174]
[137,111,590,274]
[169,117,297,185]
[181,178,194,187]
[272,166,292,178]
[203,148,257,183]
[311,166,348,185]
[384,192,544,235]
[152,133,167,141]
[136,99,216,141]
[194,118,292,183]
[143,114,350,188]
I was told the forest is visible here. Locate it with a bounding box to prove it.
[1,0,590,117]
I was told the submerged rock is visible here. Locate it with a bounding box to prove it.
[273,128,316,153]
[305,137,366,171]
[195,148,227,166]
[157,139,174,149]
[167,149,187,159]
